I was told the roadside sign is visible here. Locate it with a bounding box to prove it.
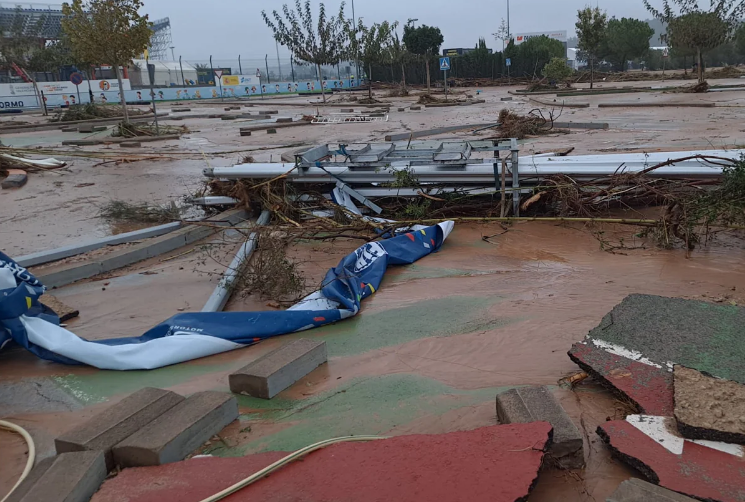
[439,57,451,71]
[662,48,669,58]
[256,68,261,78]
[506,58,512,67]
[70,72,84,103]
[214,69,223,79]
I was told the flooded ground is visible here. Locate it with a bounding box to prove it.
[3,79,745,500]
[3,220,745,500]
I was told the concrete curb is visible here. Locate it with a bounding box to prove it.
[33,209,248,288]
[528,96,590,108]
[16,221,182,268]
[597,102,715,108]
[385,123,493,142]
[62,134,181,146]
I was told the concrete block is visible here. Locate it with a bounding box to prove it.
[229,339,327,399]
[208,114,221,118]
[40,294,79,322]
[397,107,406,112]
[221,115,237,120]
[6,451,106,502]
[1,169,27,189]
[92,125,108,131]
[120,141,141,148]
[61,126,78,132]
[607,478,697,502]
[112,391,238,467]
[410,105,422,111]
[275,117,292,123]
[240,130,252,137]
[340,108,354,113]
[267,128,277,134]
[674,365,745,444]
[55,387,184,469]
[78,125,94,133]
[496,385,584,469]
[501,97,513,101]
[224,107,232,111]
[261,110,279,114]
[173,108,191,112]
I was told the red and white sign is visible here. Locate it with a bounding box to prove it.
[214,70,223,79]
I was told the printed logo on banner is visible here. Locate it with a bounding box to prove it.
[99,80,111,91]
[353,242,387,273]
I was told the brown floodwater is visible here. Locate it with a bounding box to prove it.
[3,221,745,501]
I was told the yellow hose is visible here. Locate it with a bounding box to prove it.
[0,420,35,502]
[198,435,387,502]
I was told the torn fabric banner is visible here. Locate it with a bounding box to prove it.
[0,221,453,370]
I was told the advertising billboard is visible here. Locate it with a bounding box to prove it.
[514,31,568,45]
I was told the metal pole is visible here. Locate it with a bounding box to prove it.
[352,0,359,81]
[238,55,242,75]
[179,55,185,85]
[507,0,510,45]
[265,55,270,84]
[511,137,520,216]
[290,56,295,82]
[170,46,175,61]
[275,40,283,81]
[147,63,160,136]
[209,55,214,86]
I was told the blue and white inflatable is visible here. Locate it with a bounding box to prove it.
[0,222,453,370]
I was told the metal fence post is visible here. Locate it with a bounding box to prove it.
[238,55,242,75]
[209,55,214,86]
[265,55,270,84]
[510,138,520,216]
[179,55,185,85]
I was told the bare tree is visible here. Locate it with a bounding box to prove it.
[262,0,349,104]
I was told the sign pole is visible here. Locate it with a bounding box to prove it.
[147,62,160,136]
[439,56,451,100]
[444,69,448,101]
[75,84,81,103]
[214,69,224,101]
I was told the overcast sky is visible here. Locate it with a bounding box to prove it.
[145,0,655,61]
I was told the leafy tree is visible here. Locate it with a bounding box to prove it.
[388,28,409,91]
[542,57,572,84]
[736,23,745,57]
[602,17,655,71]
[62,0,152,122]
[262,0,349,104]
[644,0,743,82]
[576,7,608,88]
[0,7,47,110]
[354,20,396,98]
[402,24,443,93]
[505,35,565,79]
[493,18,511,50]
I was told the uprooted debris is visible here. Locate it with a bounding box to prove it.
[675,81,710,93]
[493,108,566,139]
[99,200,182,224]
[53,103,148,122]
[112,121,189,138]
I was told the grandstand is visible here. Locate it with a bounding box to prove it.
[0,3,173,58]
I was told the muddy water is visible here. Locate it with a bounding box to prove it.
[4,221,745,500]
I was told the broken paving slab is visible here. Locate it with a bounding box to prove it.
[40,294,79,322]
[1,169,28,189]
[0,378,82,415]
[229,338,327,399]
[93,424,552,502]
[6,450,106,502]
[607,478,697,502]
[577,294,745,383]
[112,391,238,467]
[674,365,745,444]
[56,387,185,469]
[568,341,673,416]
[496,385,584,469]
[598,415,745,502]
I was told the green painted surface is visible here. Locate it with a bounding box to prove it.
[209,373,511,455]
[311,295,510,357]
[387,264,502,283]
[587,294,745,383]
[52,361,245,404]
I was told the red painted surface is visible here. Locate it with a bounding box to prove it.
[569,342,673,415]
[92,424,552,502]
[599,420,745,502]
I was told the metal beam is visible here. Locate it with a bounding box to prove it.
[201,211,271,313]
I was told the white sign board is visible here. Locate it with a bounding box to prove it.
[0,79,131,97]
[214,70,223,79]
[514,30,568,45]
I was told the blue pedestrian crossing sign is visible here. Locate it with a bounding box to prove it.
[506,58,512,67]
[439,57,451,71]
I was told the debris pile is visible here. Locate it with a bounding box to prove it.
[568,294,745,501]
[112,121,188,138]
[52,103,148,122]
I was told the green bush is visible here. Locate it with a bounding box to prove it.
[542,57,573,83]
